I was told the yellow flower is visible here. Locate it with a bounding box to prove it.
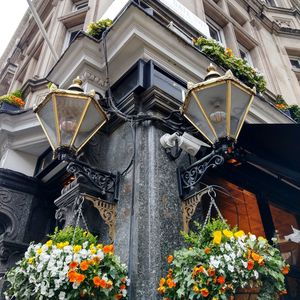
[46,240,52,247]
[234,230,245,238]
[258,236,266,242]
[73,245,82,253]
[57,242,65,249]
[96,244,103,249]
[28,257,34,264]
[213,231,222,244]
[37,248,42,255]
[223,229,233,238]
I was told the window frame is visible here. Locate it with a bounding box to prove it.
[206,17,225,46]
[238,43,253,66]
[73,0,88,11]
[62,24,83,53]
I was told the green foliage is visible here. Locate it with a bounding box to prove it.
[86,19,112,39]
[0,90,25,108]
[193,37,267,93]
[158,218,288,300]
[48,226,97,246]
[289,104,300,123]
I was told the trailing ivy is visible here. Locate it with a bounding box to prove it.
[193,37,267,93]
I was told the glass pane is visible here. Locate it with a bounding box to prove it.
[37,98,58,149]
[230,84,252,140]
[196,82,227,140]
[184,94,217,144]
[56,95,87,147]
[73,100,107,150]
[270,203,300,266]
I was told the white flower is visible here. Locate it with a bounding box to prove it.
[224,254,231,262]
[228,264,234,272]
[82,241,89,248]
[224,243,232,251]
[210,256,220,268]
[48,289,54,298]
[254,270,259,279]
[59,291,66,300]
[65,255,72,264]
[242,261,248,268]
[80,249,88,259]
[249,234,256,241]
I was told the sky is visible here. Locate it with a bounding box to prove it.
[0,1,29,57]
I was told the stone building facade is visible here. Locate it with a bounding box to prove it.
[0,0,300,299]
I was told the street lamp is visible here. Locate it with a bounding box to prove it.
[34,78,108,160]
[34,78,119,201]
[177,64,255,198]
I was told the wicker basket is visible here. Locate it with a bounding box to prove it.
[230,287,261,300]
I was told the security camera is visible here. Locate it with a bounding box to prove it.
[160,132,210,156]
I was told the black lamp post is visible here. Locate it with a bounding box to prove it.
[34,78,119,201]
[178,64,255,199]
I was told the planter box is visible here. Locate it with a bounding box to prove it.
[233,287,261,300]
[0,102,20,111]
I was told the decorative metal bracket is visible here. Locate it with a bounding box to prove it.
[66,160,120,202]
[178,151,225,199]
[182,192,204,233]
[177,142,238,199]
[83,194,116,241]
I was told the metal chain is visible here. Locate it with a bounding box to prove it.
[202,187,225,229]
[71,194,90,245]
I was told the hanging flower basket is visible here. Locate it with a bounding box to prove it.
[158,217,289,300]
[4,227,129,300]
[0,90,25,110]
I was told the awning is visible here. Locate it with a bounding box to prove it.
[238,123,300,186]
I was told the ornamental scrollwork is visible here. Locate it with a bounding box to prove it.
[180,154,224,193]
[182,192,204,233]
[66,161,119,201]
[84,195,116,241]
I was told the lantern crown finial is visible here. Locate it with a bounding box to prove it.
[68,76,83,92]
[204,63,221,81]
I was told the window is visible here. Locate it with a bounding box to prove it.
[206,18,225,45]
[238,43,253,66]
[265,0,279,6]
[290,57,300,69]
[73,0,88,11]
[62,25,83,52]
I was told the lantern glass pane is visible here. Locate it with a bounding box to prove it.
[56,95,87,147]
[196,82,227,140]
[37,98,58,148]
[184,94,217,144]
[230,84,252,140]
[73,100,107,150]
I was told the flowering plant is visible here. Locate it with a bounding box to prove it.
[86,19,112,39]
[5,227,129,299]
[275,95,289,111]
[158,219,289,300]
[193,37,266,93]
[0,90,25,108]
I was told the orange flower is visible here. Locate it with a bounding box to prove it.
[69,261,78,269]
[120,284,126,290]
[68,270,77,282]
[208,268,215,277]
[106,280,113,289]
[157,286,166,294]
[282,266,290,275]
[115,294,123,299]
[103,244,114,254]
[167,255,174,264]
[200,288,209,297]
[217,276,225,285]
[93,256,101,264]
[80,261,89,271]
[76,273,85,283]
[247,259,254,271]
[166,278,176,288]
[93,276,102,287]
[204,247,211,254]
